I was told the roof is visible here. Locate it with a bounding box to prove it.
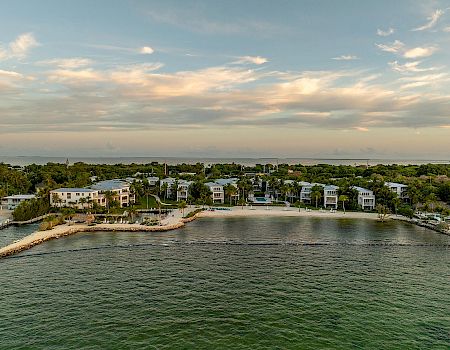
[3,194,36,200]
[51,188,96,193]
[214,178,238,186]
[205,182,223,188]
[90,179,129,191]
[324,185,339,190]
[385,182,408,188]
[353,186,373,193]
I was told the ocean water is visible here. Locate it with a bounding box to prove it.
[1,155,449,166]
[1,217,449,349]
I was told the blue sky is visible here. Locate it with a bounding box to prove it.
[1,0,450,158]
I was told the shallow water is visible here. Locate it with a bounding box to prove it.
[1,217,449,349]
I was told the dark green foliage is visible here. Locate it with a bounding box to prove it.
[12,196,50,221]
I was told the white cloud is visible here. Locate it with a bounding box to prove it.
[443,26,450,32]
[38,58,93,69]
[375,40,405,53]
[0,69,25,79]
[140,46,154,54]
[377,28,394,36]
[413,9,444,31]
[9,32,39,59]
[332,55,359,61]
[389,60,438,73]
[403,46,437,58]
[235,56,268,65]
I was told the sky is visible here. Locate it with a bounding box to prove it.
[1,0,450,159]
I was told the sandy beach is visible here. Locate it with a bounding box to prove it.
[199,206,380,220]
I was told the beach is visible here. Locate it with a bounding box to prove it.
[199,206,380,220]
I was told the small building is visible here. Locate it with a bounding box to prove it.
[205,182,225,203]
[323,185,339,209]
[160,177,177,198]
[353,186,376,210]
[1,194,36,210]
[50,188,98,209]
[385,182,409,200]
[215,178,240,203]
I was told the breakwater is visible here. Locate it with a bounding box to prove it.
[0,212,203,259]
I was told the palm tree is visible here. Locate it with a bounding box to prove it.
[339,195,349,213]
[311,189,322,208]
[238,197,246,209]
[104,191,114,213]
[79,197,87,212]
[178,200,187,216]
[224,184,237,205]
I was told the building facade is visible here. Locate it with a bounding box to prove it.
[1,194,36,210]
[353,186,376,210]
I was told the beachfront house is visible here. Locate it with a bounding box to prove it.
[177,180,193,202]
[90,179,135,207]
[160,177,177,199]
[323,185,339,209]
[215,178,240,203]
[205,182,225,204]
[385,182,409,200]
[299,182,313,203]
[1,194,36,210]
[353,186,376,210]
[50,188,98,209]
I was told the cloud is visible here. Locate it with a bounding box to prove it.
[140,46,154,54]
[332,55,359,61]
[9,32,39,59]
[375,40,405,53]
[377,28,394,36]
[0,33,39,61]
[389,60,439,73]
[413,9,445,31]
[48,69,104,84]
[403,46,437,58]
[38,58,93,69]
[234,56,268,65]
[444,26,450,32]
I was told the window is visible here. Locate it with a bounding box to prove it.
[67,193,72,199]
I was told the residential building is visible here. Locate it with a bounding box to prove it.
[160,177,177,198]
[147,176,159,186]
[177,180,193,202]
[215,178,240,203]
[1,194,36,210]
[323,185,339,209]
[353,186,376,210]
[90,179,135,207]
[205,182,225,203]
[299,182,313,203]
[385,182,408,200]
[50,188,98,209]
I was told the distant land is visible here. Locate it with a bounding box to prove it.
[1,156,449,167]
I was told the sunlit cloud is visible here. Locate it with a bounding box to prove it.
[38,58,93,69]
[377,28,394,36]
[140,46,154,54]
[332,55,359,61]
[234,55,268,65]
[403,46,437,58]
[0,33,39,60]
[375,40,405,53]
[389,60,439,73]
[412,9,445,31]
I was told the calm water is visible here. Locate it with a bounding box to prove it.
[1,218,449,349]
[1,155,449,166]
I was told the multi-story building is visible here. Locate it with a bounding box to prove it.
[1,194,36,210]
[385,182,409,200]
[215,178,240,203]
[90,179,135,207]
[323,185,339,209]
[159,177,177,198]
[176,180,193,202]
[353,186,376,210]
[50,188,99,209]
[147,176,159,186]
[205,182,225,203]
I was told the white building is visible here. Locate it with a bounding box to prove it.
[323,185,339,209]
[1,194,36,210]
[385,182,408,200]
[160,177,177,198]
[90,179,135,207]
[353,186,376,210]
[215,178,240,203]
[205,182,225,203]
[147,176,159,186]
[177,180,193,202]
[50,188,98,209]
[299,182,312,203]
